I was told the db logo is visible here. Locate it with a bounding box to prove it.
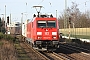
[45,32,49,35]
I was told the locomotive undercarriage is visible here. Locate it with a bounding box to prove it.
[25,38,59,51]
[34,40,59,50]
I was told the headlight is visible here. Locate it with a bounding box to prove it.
[37,36,42,39]
[53,36,56,39]
[37,32,42,35]
[52,32,57,35]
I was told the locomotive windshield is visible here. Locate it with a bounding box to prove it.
[47,21,56,28]
[37,20,56,28]
[37,21,46,28]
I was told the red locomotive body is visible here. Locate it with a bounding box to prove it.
[26,14,59,50]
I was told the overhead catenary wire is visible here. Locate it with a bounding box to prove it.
[77,0,90,6]
[38,0,44,5]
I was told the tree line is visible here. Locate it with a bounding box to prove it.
[0,17,6,34]
[58,2,90,29]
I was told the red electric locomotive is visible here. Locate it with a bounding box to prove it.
[26,6,60,50]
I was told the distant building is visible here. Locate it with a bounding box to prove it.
[7,22,21,35]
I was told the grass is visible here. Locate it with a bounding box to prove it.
[71,34,90,39]
[60,28,90,39]
[0,42,3,46]
[0,32,15,41]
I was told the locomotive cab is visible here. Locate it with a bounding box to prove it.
[32,14,59,50]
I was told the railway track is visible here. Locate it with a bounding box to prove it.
[58,43,90,60]
[40,51,74,60]
[62,43,90,53]
[21,41,73,60]
[23,40,76,60]
[14,40,30,60]
[14,39,49,60]
[14,38,75,60]
[22,42,50,60]
[14,36,90,60]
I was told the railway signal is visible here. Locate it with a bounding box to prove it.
[7,16,9,25]
[68,16,72,39]
[69,16,71,24]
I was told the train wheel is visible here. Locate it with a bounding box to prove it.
[47,49,53,52]
[57,45,59,48]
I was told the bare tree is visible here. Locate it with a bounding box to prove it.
[58,2,81,28]
[58,2,90,28]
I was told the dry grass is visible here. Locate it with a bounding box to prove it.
[0,40,17,60]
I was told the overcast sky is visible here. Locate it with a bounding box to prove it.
[0,0,90,22]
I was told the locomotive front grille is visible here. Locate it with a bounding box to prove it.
[52,41,59,45]
[36,41,42,44]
